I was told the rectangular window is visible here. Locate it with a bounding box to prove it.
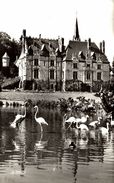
[87,64,90,68]
[50,60,54,66]
[97,72,101,80]
[73,71,77,81]
[34,59,38,66]
[87,71,90,80]
[44,61,45,66]
[97,64,101,70]
[73,63,77,69]
[34,69,39,79]
[50,69,54,79]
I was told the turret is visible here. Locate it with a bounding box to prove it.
[2,52,10,77]
[2,52,10,67]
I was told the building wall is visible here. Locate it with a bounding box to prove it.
[18,53,63,89]
[64,59,110,84]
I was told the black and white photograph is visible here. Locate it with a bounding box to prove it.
[0,0,114,182]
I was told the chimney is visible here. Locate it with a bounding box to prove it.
[102,40,105,53]
[58,37,64,52]
[23,29,26,38]
[39,34,41,39]
[99,42,102,52]
[87,38,91,50]
[21,29,27,54]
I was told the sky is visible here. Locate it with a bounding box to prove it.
[0,0,114,63]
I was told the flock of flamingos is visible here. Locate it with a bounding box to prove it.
[9,94,114,150]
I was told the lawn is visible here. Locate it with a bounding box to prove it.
[0,90,101,103]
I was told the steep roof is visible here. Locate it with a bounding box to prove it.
[23,37,66,57]
[2,52,10,58]
[27,37,59,53]
[66,40,109,63]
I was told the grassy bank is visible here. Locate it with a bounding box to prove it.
[0,90,101,103]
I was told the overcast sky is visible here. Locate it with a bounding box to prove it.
[0,0,114,62]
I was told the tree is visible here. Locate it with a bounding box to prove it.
[0,32,21,77]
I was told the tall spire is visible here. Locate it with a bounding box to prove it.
[73,17,80,41]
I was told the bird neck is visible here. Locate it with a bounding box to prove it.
[35,106,38,119]
[63,114,67,121]
[106,122,109,131]
[24,107,27,117]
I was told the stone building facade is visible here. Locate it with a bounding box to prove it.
[62,18,110,92]
[15,30,65,91]
[15,18,110,92]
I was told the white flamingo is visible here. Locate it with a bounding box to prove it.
[10,102,27,128]
[78,124,89,131]
[34,105,48,133]
[89,117,102,129]
[80,115,89,123]
[64,116,76,129]
[99,122,109,136]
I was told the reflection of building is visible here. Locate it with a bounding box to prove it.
[63,18,110,91]
[15,30,65,91]
[15,17,110,91]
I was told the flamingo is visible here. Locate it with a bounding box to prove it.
[77,124,89,131]
[64,116,81,129]
[34,105,48,133]
[99,122,109,136]
[89,117,102,129]
[10,101,27,128]
[64,116,76,124]
[80,115,89,123]
[64,116,76,129]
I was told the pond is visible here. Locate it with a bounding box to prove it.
[0,105,114,183]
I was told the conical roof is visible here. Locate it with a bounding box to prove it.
[2,52,10,58]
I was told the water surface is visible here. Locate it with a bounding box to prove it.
[0,106,114,183]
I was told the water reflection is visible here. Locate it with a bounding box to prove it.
[0,106,114,183]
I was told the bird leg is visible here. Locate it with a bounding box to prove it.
[40,124,43,133]
[67,123,72,130]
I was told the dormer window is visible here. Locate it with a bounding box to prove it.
[91,52,96,60]
[97,64,101,70]
[78,51,85,59]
